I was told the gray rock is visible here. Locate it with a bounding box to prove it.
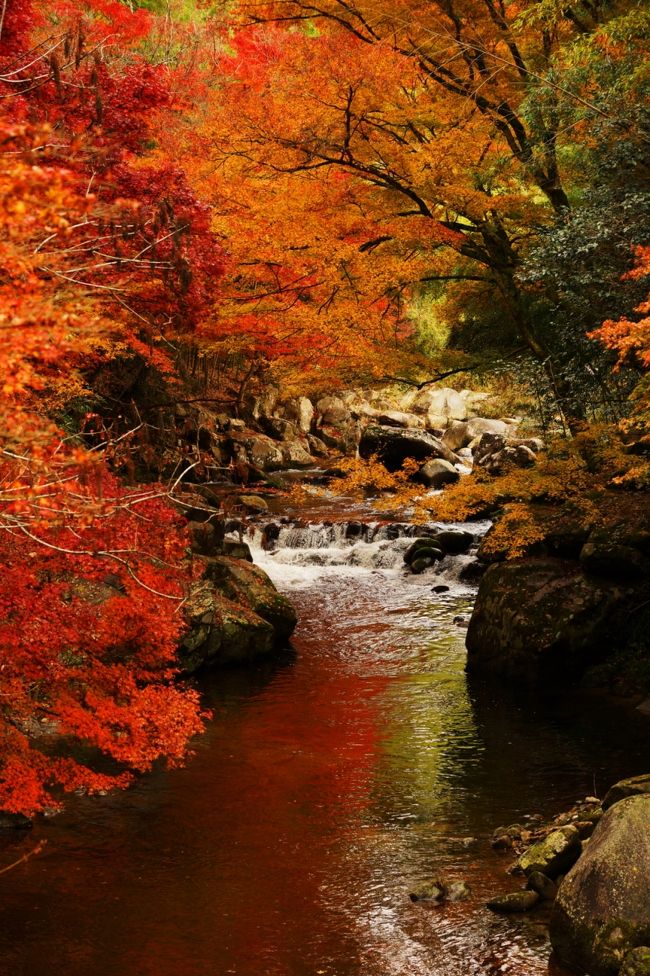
[551,796,650,976]
[603,775,650,811]
[487,890,540,913]
[281,440,314,469]
[307,433,330,457]
[466,417,511,440]
[222,540,253,562]
[233,434,284,471]
[359,425,458,470]
[316,395,351,426]
[402,386,468,421]
[497,444,538,468]
[442,421,471,452]
[418,458,460,489]
[282,396,314,433]
[374,409,424,429]
[518,827,582,878]
[472,431,507,465]
[262,416,298,441]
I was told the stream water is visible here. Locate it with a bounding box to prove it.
[1,502,648,976]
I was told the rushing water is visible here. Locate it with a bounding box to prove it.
[1,510,648,976]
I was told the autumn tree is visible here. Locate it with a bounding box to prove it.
[0,0,224,813]
[177,0,648,413]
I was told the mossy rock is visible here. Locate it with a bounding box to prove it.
[404,538,442,566]
[202,557,297,642]
[621,947,650,976]
[466,558,631,686]
[518,826,582,879]
[180,583,275,671]
[409,547,444,574]
[603,775,650,812]
[550,796,650,976]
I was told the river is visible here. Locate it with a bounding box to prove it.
[0,503,648,976]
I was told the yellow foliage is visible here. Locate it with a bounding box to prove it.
[315,428,644,559]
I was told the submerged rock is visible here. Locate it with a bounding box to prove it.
[409,880,446,903]
[551,795,650,976]
[487,890,540,913]
[446,880,471,902]
[410,878,470,904]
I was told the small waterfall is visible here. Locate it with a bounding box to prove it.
[230,516,490,590]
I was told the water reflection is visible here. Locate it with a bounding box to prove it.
[0,561,647,976]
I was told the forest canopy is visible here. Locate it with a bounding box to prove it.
[0,0,648,812]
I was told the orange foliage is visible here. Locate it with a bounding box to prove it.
[0,0,225,813]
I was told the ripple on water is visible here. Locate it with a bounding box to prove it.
[0,516,647,976]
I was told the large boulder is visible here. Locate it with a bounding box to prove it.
[467,417,511,440]
[281,440,314,469]
[203,557,297,642]
[180,558,297,670]
[374,410,425,429]
[603,775,650,812]
[550,796,650,976]
[402,386,468,422]
[359,424,458,470]
[282,396,315,433]
[417,458,460,489]
[180,583,275,671]
[580,524,649,581]
[231,433,284,471]
[316,395,351,426]
[466,558,630,685]
[442,421,471,452]
[261,416,298,441]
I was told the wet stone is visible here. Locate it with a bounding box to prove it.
[487,890,540,913]
[527,872,558,901]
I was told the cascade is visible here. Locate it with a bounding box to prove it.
[233,517,491,587]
